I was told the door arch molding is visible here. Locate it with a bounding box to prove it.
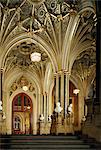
[12,93,33,134]
[6,90,37,135]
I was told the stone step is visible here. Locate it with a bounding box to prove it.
[0,135,100,150]
[0,148,97,150]
[2,139,84,144]
[1,135,78,139]
[2,143,90,148]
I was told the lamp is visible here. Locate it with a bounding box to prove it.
[22,86,28,91]
[68,104,73,114]
[31,52,41,62]
[73,89,80,95]
[27,105,31,110]
[0,101,2,111]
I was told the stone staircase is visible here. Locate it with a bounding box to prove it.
[0,134,101,150]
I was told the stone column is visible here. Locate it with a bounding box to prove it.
[46,92,48,122]
[65,72,70,117]
[42,93,44,115]
[61,71,64,116]
[43,92,48,122]
[54,71,70,118]
[39,93,44,116]
[0,69,3,131]
[0,68,3,103]
[56,73,59,105]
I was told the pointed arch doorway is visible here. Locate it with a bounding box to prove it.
[12,93,33,134]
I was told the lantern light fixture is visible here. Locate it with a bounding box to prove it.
[73,89,80,95]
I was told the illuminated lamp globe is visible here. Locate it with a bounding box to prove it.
[31,52,41,62]
[22,86,28,91]
[73,89,80,95]
[27,105,31,110]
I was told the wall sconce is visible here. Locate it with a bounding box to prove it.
[27,105,31,110]
[73,89,80,95]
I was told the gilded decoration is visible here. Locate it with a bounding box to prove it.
[10,76,35,95]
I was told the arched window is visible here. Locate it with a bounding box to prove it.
[13,93,32,112]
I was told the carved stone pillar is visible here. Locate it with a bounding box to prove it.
[0,69,3,129]
[0,68,3,103]
[60,71,64,116]
[54,71,70,118]
[65,72,70,118]
[43,92,46,121]
[56,73,59,105]
[46,92,48,122]
[40,121,45,135]
[39,93,43,117]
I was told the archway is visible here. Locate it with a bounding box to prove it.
[12,93,33,134]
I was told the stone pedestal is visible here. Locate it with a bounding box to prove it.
[82,100,101,142]
[40,121,45,135]
[45,122,51,135]
[85,98,93,124]
[56,114,62,135]
[64,114,74,134]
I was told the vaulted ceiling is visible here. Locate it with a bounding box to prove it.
[0,0,96,87]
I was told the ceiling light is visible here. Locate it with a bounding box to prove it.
[31,52,41,62]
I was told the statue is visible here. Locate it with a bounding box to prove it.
[82,116,86,122]
[68,104,73,115]
[2,112,6,120]
[67,103,74,125]
[48,115,51,122]
[40,114,44,121]
[55,102,63,113]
